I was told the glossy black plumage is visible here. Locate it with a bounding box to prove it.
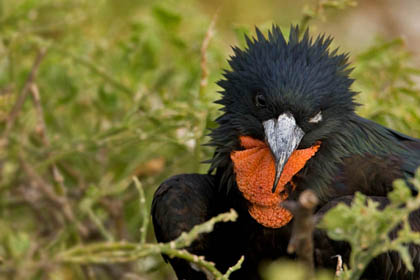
[152,26,420,279]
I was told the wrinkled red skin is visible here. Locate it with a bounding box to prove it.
[231,136,320,228]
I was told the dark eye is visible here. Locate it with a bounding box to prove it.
[254,94,266,108]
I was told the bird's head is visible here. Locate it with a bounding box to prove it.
[211,25,358,192]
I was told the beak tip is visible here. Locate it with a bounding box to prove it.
[271,176,279,193]
[271,166,283,193]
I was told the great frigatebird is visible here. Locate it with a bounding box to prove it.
[152,25,420,280]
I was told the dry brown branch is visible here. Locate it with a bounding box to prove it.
[29,83,48,143]
[333,254,343,277]
[199,10,219,99]
[2,49,47,139]
[19,153,88,236]
[282,189,319,279]
[29,84,67,192]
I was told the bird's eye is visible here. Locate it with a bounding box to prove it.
[254,94,266,108]
[308,111,322,123]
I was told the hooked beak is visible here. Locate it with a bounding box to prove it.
[263,112,305,193]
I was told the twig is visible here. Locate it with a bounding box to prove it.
[199,10,219,99]
[57,49,133,96]
[28,83,90,238]
[162,248,243,280]
[2,49,47,139]
[19,153,88,236]
[133,176,148,244]
[29,83,48,143]
[85,205,114,242]
[299,0,357,37]
[223,255,245,279]
[282,190,319,278]
[30,84,67,190]
[58,210,242,279]
[332,254,343,277]
[30,83,67,192]
[195,10,219,170]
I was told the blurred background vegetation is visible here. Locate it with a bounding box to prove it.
[1,0,420,279]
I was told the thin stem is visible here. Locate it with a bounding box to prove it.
[199,10,218,100]
[85,206,114,242]
[222,255,245,279]
[133,177,148,244]
[2,48,47,139]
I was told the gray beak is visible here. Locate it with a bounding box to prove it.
[263,112,305,193]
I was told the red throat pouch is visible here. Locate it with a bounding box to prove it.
[230,136,320,228]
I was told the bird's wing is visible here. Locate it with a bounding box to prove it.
[151,174,219,280]
[152,173,218,244]
[357,116,420,143]
[356,116,420,177]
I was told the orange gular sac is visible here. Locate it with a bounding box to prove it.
[230,136,320,228]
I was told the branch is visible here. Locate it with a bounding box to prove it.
[333,254,343,277]
[133,176,149,244]
[282,190,319,278]
[85,204,114,242]
[195,10,219,169]
[199,10,219,99]
[29,83,48,143]
[58,210,242,279]
[223,256,245,279]
[2,48,47,139]
[30,84,66,191]
[19,153,88,236]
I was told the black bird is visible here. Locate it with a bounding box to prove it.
[152,25,420,279]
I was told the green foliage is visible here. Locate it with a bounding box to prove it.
[354,38,420,137]
[0,0,223,279]
[319,170,420,280]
